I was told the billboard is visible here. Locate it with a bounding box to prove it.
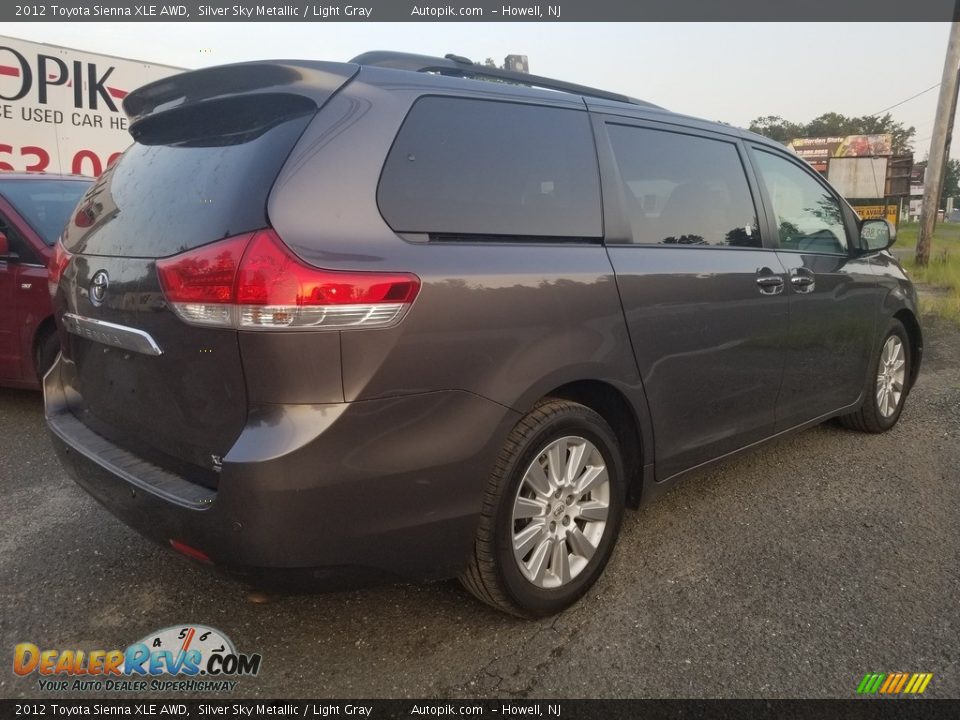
[0,35,183,176]
[851,203,898,225]
[790,134,894,173]
[827,157,888,199]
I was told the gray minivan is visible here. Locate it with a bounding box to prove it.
[45,52,921,617]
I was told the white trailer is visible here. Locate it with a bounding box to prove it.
[0,35,183,176]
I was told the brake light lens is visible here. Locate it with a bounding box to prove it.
[48,240,72,296]
[155,233,250,327]
[157,229,421,330]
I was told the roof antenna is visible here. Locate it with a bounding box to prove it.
[444,53,474,65]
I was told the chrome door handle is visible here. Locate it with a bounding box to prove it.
[756,275,784,295]
[790,275,815,293]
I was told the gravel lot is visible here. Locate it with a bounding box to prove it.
[1,315,958,700]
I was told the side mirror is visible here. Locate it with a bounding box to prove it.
[0,231,13,261]
[860,219,896,253]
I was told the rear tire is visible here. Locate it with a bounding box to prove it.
[840,319,910,433]
[36,328,60,380]
[460,399,626,617]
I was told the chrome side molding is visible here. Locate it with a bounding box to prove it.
[61,313,163,356]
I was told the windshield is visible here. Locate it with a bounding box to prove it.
[1,179,91,245]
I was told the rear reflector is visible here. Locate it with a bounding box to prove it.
[156,229,421,330]
[169,539,212,564]
[48,240,72,296]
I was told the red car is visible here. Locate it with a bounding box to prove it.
[0,173,91,389]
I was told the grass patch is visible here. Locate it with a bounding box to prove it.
[898,222,960,324]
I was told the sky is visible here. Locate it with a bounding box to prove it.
[7,22,953,158]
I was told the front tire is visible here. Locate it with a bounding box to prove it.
[840,319,911,433]
[460,399,626,617]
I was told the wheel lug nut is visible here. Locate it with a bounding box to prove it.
[550,521,556,531]
[566,495,574,504]
[554,491,561,499]
[562,516,570,526]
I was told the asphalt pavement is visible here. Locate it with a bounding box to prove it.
[1,317,958,700]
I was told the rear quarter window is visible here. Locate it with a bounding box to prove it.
[377,96,602,240]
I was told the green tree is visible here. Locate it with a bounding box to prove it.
[747,115,804,144]
[915,159,960,209]
[944,158,960,206]
[804,112,855,137]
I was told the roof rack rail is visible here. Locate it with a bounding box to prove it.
[349,51,658,108]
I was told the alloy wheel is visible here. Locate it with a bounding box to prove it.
[511,436,610,589]
[876,335,906,418]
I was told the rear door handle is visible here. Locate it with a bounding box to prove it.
[790,271,816,293]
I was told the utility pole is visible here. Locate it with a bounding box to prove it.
[917,17,960,266]
[941,67,960,191]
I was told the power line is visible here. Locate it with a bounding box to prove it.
[869,82,941,117]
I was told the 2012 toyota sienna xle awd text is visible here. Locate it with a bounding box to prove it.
[45,52,922,617]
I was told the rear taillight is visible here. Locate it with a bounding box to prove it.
[156,229,421,331]
[48,240,72,296]
[155,233,250,327]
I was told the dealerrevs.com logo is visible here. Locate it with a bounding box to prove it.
[13,625,262,693]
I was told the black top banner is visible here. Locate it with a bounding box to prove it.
[1,700,960,720]
[2,0,958,22]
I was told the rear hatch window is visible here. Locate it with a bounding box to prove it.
[64,94,315,258]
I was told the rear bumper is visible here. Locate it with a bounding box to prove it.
[45,355,519,585]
